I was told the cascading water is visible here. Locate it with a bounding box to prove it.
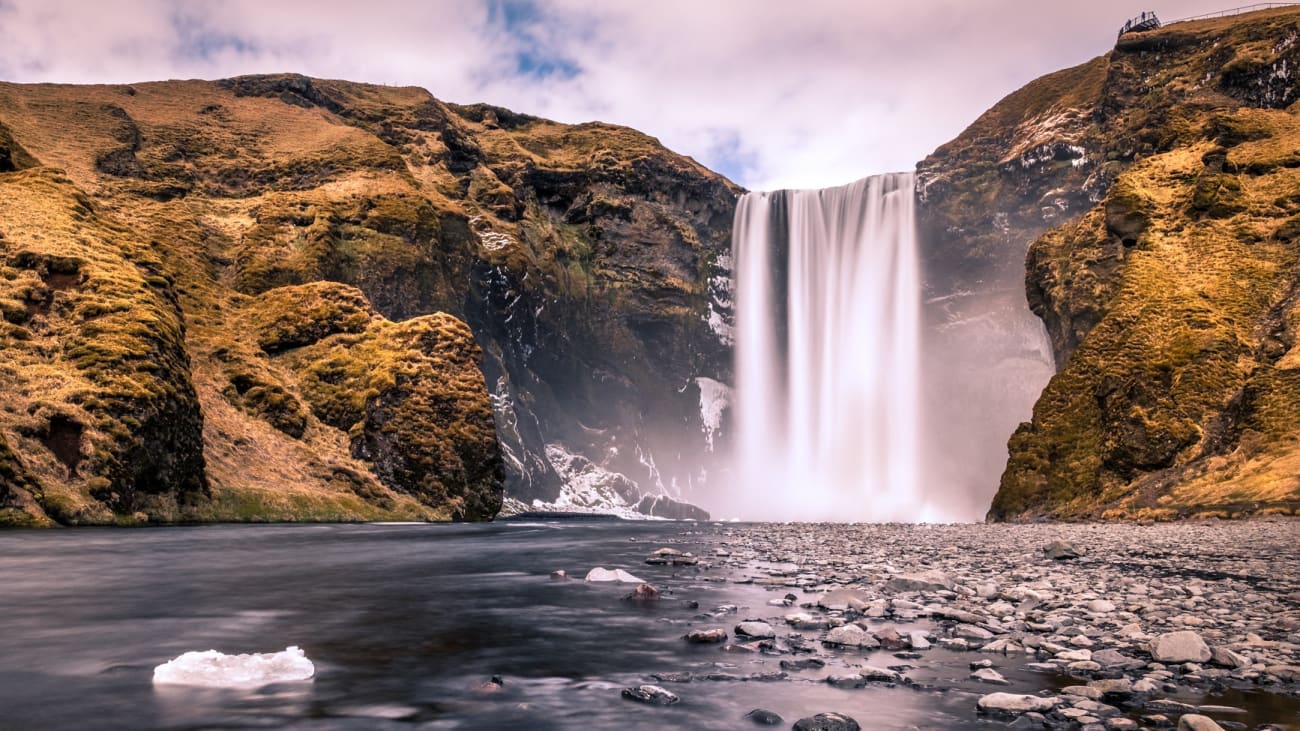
[726,173,941,522]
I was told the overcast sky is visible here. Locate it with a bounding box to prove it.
[0,0,1240,190]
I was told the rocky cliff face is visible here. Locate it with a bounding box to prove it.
[981,8,1300,520]
[0,75,735,525]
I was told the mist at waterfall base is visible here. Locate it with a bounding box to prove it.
[697,172,1054,523]
[712,173,938,522]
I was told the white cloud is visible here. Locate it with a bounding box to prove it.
[0,0,1245,189]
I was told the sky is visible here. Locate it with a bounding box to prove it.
[0,0,1244,190]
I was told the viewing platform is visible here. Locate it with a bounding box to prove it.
[1118,10,1162,37]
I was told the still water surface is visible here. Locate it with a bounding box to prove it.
[0,521,1290,729]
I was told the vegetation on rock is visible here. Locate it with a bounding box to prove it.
[987,8,1300,520]
[0,72,733,525]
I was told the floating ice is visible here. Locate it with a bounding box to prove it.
[584,567,645,584]
[152,646,315,687]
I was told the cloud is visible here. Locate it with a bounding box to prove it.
[0,0,1239,189]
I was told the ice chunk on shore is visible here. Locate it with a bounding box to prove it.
[153,646,315,687]
[585,567,645,583]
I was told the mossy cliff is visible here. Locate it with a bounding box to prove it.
[967,8,1300,520]
[0,75,735,525]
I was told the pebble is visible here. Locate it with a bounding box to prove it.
[615,520,1300,727]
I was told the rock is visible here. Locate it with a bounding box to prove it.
[824,624,879,648]
[954,623,994,640]
[735,621,776,639]
[1176,715,1225,731]
[1085,599,1115,613]
[1043,540,1082,560]
[1208,646,1249,669]
[859,665,901,682]
[817,589,869,611]
[621,684,679,705]
[1087,678,1132,697]
[549,569,568,580]
[970,667,1010,685]
[1062,685,1103,700]
[1091,649,1140,669]
[826,674,867,689]
[779,658,825,670]
[744,708,783,725]
[874,627,909,650]
[650,671,692,683]
[792,712,861,731]
[625,583,659,601]
[684,628,727,644]
[885,569,954,592]
[1150,631,1211,663]
[908,631,931,650]
[977,692,1058,716]
[585,567,645,584]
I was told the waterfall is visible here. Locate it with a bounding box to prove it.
[726,173,935,522]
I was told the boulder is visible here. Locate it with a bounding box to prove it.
[976,692,1059,716]
[885,569,955,592]
[792,712,861,731]
[1150,630,1211,663]
[1176,715,1225,731]
[735,621,776,639]
[1043,540,1082,560]
[824,624,878,648]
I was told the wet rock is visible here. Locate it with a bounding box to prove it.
[650,672,693,683]
[859,665,901,682]
[826,674,867,689]
[1176,715,1225,731]
[780,658,826,671]
[744,708,783,725]
[625,583,659,601]
[1150,631,1211,663]
[792,711,861,731]
[971,667,1010,685]
[621,684,679,705]
[735,621,776,639]
[1043,540,1082,560]
[976,692,1059,716]
[684,628,727,644]
[549,569,568,580]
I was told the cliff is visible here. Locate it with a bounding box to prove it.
[0,75,736,525]
[966,7,1300,520]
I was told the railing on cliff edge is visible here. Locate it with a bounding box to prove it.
[1166,2,1300,25]
[1118,11,1162,37]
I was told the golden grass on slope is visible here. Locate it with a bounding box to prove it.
[996,104,1300,520]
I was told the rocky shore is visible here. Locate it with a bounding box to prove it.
[597,519,1300,730]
